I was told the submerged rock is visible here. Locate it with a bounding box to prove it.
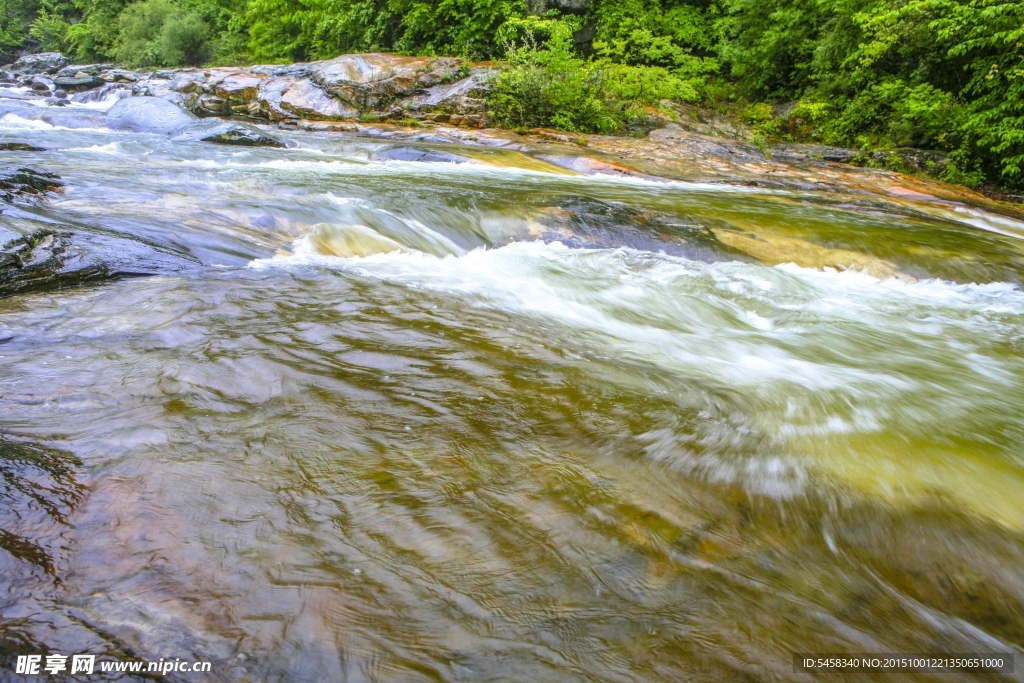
[0,230,106,297]
[536,154,663,180]
[0,436,84,576]
[0,142,45,151]
[538,195,755,263]
[371,146,471,164]
[200,127,283,147]
[105,95,197,134]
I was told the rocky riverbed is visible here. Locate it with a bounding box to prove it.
[3,49,1023,297]
[2,49,1024,683]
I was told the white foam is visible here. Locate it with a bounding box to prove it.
[0,112,111,133]
[64,142,121,154]
[253,240,1023,397]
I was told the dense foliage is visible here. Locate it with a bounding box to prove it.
[0,0,1021,188]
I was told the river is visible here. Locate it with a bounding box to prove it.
[1,89,1023,682]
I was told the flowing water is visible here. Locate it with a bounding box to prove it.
[1,93,1024,682]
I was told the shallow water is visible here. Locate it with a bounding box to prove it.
[1,94,1023,682]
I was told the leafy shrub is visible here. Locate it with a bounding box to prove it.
[488,18,620,132]
[489,15,714,134]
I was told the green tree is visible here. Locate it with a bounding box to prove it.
[115,0,211,66]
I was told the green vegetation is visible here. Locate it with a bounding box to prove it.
[0,0,1020,190]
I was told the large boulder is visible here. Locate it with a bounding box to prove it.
[105,96,197,134]
[278,78,357,120]
[201,68,268,117]
[310,53,464,110]
[9,52,68,75]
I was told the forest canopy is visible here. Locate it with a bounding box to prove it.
[1,0,1022,189]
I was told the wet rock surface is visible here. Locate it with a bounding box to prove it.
[53,75,105,91]
[0,228,200,298]
[540,195,755,263]
[105,95,198,134]
[371,146,472,164]
[0,142,45,151]
[5,52,68,75]
[0,437,84,578]
[0,167,62,200]
[174,119,285,147]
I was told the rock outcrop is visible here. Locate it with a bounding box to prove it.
[0,167,63,201]
[3,52,492,127]
[6,52,68,75]
[134,54,483,125]
[0,228,200,298]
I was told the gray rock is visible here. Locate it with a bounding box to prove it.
[528,0,590,11]
[278,77,357,120]
[105,96,197,134]
[649,126,766,163]
[189,93,230,117]
[173,120,285,147]
[53,75,105,91]
[55,63,115,77]
[405,69,495,111]
[311,53,464,110]
[100,68,139,83]
[0,167,62,201]
[0,228,199,299]
[254,77,293,120]
[770,144,860,164]
[211,71,266,101]
[10,52,68,75]
[371,146,471,164]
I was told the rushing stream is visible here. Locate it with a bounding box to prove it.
[1,90,1024,682]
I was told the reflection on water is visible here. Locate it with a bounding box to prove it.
[1,102,1023,681]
